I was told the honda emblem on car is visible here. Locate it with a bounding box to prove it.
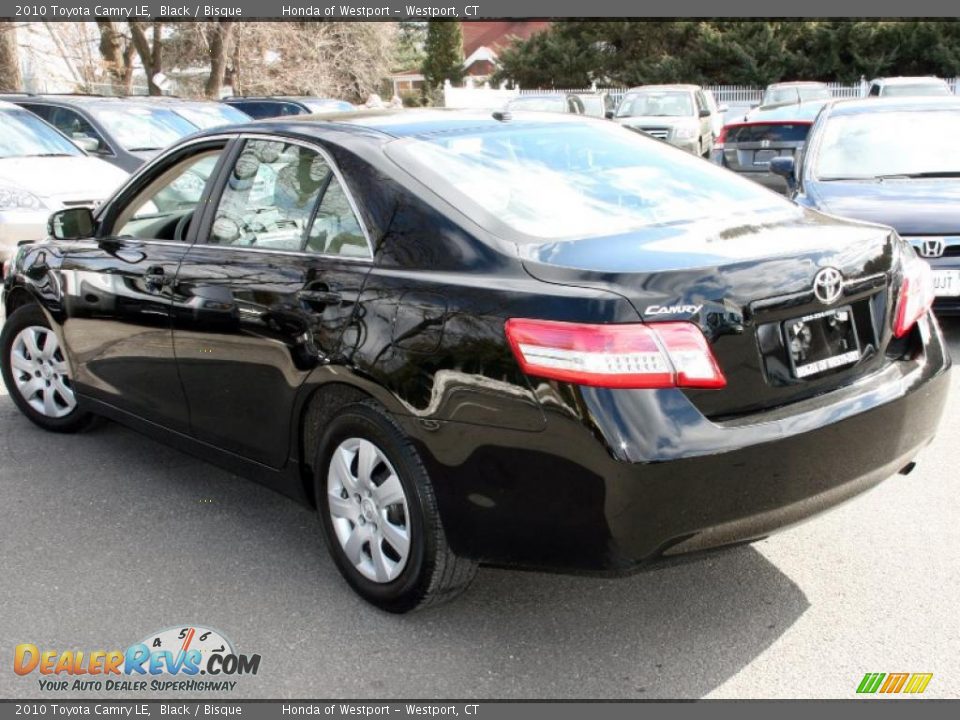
[813,267,844,304]
[919,238,946,259]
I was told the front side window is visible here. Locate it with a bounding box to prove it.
[386,121,795,241]
[114,149,224,240]
[43,106,109,152]
[210,139,369,257]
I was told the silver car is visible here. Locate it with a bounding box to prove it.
[614,84,717,156]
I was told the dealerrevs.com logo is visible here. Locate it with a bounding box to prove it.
[14,625,261,693]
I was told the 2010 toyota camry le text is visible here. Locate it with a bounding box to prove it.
[1,110,949,612]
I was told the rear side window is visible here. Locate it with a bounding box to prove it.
[209,138,369,256]
[725,123,812,143]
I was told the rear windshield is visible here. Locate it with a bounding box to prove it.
[385,120,796,241]
[881,83,951,97]
[763,85,831,106]
[725,123,812,144]
[505,97,567,113]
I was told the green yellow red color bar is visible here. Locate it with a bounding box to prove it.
[857,673,933,694]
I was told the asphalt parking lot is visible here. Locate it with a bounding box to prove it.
[0,318,957,701]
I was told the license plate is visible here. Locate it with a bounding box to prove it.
[753,149,778,165]
[932,269,960,297]
[783,307,861,379]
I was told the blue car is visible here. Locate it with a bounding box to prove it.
[772,96,960,313]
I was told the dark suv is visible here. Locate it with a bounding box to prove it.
[222,96,354,119]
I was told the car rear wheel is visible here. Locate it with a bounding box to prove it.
[1,303,96,432]
[314,399,477,612]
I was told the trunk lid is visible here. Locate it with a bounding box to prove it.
[520,212,901,418]
[719,121,812,172]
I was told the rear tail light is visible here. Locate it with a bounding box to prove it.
[893,251,934,338]
[504,319,726,389]
[714,126,729,150]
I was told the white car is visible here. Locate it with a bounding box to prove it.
[614,85,718,156]
[0,100,128,271]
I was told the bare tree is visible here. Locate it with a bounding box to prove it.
[204,20,235,98]
[230,22,397,101]
[0,20,21,93]
[96,20,135,94]
[128,20,163,94]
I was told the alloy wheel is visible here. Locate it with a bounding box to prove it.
[327,437,411,583]
[9,326,77,419]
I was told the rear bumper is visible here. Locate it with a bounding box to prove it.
[404,315,950,572]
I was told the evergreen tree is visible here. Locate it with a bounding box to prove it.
[421,21,465,89]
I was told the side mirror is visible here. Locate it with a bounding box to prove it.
[699,108,711,118]
[718,104,729,113]
[604,109,615,119]
[769,156,798,192]
[48,207,95,240]
[72,136,100,153]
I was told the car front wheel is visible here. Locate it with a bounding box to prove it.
[314,399,477,612]
[1,303,96,432]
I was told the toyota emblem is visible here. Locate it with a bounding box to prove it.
[813,267,844,305]
[919,238,945,258]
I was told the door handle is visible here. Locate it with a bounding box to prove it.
[297,288,342,306]
[144,266,168,293]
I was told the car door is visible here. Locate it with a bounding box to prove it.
[171,135,374,468]
[58,137,232,432]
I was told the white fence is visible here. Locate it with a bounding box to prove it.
[447,78,960,110]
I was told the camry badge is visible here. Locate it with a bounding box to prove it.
[919,238,946,258]
[813,267,844,305]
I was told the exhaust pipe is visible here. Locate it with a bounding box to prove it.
[899,461,918,476]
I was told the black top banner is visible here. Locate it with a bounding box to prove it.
[3,0,960,20]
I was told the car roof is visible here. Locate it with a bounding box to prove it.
[871,76,948,85]
[766,81,829,88]
[199,108,605,140]
[734,100,830,124]
[825,95,960,116]
[625,84,700,92]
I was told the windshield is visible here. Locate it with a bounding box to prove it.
[763,85,831,106]
[302,99,354,113]
[815,110,960,179]
[174,104,250,129]
[385,121,794,241]
[616,91,693,118]
[881,83,951,97]
[506,97,567,113]
[89,104,197,151]
[0,108,83,159]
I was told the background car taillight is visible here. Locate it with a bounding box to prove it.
[714,126,729,150]
[893,251,935,338]
[504,319,726,389]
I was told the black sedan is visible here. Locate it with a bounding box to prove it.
[1,110,949,612]
[773,96,960,313]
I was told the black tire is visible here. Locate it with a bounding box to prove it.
[0,303,97,433]
[314,399,477,612]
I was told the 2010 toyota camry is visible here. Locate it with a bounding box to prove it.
[1,110,949,612]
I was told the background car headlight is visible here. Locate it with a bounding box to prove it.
[674,126,698,140]
[0,187,46,211]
